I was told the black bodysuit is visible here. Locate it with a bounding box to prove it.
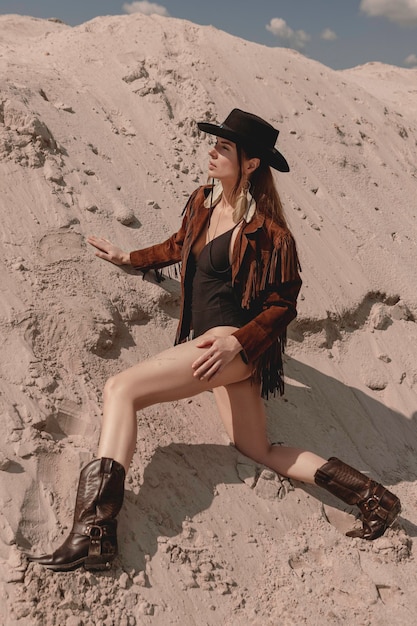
[191,227,248,337]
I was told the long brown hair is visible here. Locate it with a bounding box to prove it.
[233,144,288,229]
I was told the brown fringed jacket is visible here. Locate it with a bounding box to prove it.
[130,185,302,398]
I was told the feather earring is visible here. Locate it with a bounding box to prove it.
[204,179,223,209]
[233,181,256,223]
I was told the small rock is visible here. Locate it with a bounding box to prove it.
[54,102,74,113]
[369,303,391,330]
[138,602,154,616]
[15,440,40,459]
[5,565,26,583]
[119,571,130,589]
[12,261,26,271]
[44,160,65,185]
[255,468,294,500]
[390,301,412,321]
[398,372,407,384]
[363,371,388,390]
[378,353,391,363]
[133,571,147,587]
[114,204,135,225]
[0,453,12,470]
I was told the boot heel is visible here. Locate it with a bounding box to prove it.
[84,556,114,571]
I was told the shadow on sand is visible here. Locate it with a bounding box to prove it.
[118,356,417,571]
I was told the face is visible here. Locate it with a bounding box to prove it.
[207,138,240,184]
[207,137,260,185]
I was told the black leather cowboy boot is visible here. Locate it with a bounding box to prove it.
[314,457,401,540]
[27,457,125,571]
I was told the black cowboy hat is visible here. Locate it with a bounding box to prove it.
[197,108,289,172]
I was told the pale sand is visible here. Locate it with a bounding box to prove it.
[0,12,416,625]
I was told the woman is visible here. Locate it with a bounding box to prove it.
[28,109,401,572]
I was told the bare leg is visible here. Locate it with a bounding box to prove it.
[213,381,325,484]
[213,382,401,540]
[97,329,252,471]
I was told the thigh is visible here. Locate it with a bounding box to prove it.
[213,380,271,460]
[112,331,252,410]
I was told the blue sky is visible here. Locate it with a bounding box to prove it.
[1,0,417,70]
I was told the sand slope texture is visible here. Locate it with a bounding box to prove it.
[0,12,416,626]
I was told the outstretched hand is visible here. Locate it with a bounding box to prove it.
[87,236,131,266]
[192,334,243,381]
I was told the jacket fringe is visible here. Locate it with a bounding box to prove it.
[253,332,287,399]
[155,262,182,282]
[241,231,300,312]
[239,230,300,398]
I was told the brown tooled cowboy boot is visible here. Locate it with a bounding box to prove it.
[27,457,125,571]
[314,457,401,540]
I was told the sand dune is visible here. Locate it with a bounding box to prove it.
[0,12,416,625]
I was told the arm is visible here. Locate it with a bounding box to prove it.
[129,227,185,271]
[130,188,199,271]
[232,278,301,363]
[87,229,186,270]
[88,188,199,269]
[87,237,131,265]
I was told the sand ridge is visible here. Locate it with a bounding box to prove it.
[0,12,416,625]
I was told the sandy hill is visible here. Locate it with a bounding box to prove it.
[0,12,416,625]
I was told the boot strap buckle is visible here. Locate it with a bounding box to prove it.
[86,525,105,557]
[86,524,104,538]
[362,495,380,512]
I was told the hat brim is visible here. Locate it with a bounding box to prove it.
[197,121,290,172]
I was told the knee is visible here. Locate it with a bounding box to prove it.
[103,371,146,411]
[103,373,129,403]
[233,439,273,465]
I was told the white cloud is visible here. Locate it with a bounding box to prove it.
[266,18,310,50]
[404,53,417,66]
[122,1,170,17]
[360,0,417,26]
[320,28,337,41]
